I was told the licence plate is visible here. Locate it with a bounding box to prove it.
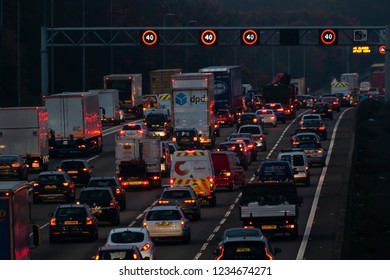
[156,221,172,227]
[181,138,189,142]
[45,185,57,189]
[91,209,102,214]
[129,181,142,185]
[0,165,9,169]
[32,162,40,168]
[306,150,314,154]
[64,220,79,225]
[261,225,277,230]
[67,170,78,174]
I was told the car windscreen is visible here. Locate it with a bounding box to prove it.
[88,179,117,187]
[146,114,166,124]
[221,241,269,260]
[110,231,145,243]
[57,207,87,218]
[218,143,242,152]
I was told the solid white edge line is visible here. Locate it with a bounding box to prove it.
[296,107,353,260]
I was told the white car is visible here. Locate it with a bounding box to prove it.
[142,204,191,244]
[105,227,156,260]
[299,113,322,125]
[256,109,277,127]
[237,124,267,151]
[117,123,149,138]
[277,149,311,186]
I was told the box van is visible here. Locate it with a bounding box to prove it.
[211,151,245,191]
[170,150,216,207]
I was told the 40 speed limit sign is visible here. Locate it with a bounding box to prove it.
[319,29,338,45]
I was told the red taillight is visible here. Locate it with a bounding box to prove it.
[109,201,116,208]
[141,243,151,251]
[63,182,69,187]
[86,217,93,225]
[82,167,89,172]
[57,168,63,172]
[277,108,284,112]
[180,220,186,227]
[11,163,21,168]
[115,188,121,195]
[137,130,144,134]
[118,130,126,136]
[170,179,174,184]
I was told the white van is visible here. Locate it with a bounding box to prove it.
[169,150,216,207]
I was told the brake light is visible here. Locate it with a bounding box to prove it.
[157,200,170,204]
[137,130,144,134]
[141,243,151,251]
[253,118,258,123]
[180,220,186,227]
[82,167,89,172]
[193,137,198,141]
[109,201,116,208]
[319,126,326,130]
[225,172,231,177]
[247,144,253,149]
[86,217,93,225]
[317,149,323,154]
[57,168,63,172]
[312,109,317,113]
[115,188,121,195]
[184,199,196,203]
[50,218,57,226]
[172,137,177,142]
[209,177,214,183]
[142,180,149,186]
[170,179,174,184]
[118,130,126,136]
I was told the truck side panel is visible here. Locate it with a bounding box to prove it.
[0,186,30,260]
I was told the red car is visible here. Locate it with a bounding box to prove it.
[211,151,245,191]
[216,109,234,127]
[321,96,340,112]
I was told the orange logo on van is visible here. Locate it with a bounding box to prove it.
[174,161,189,176]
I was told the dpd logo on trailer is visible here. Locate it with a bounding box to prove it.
[175,93,187,106]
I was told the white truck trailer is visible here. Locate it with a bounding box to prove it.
[0,107,49,171]
[43,92,103,157]
[115,135,163,190]
[89,89,124,125]
[171,72,217,149]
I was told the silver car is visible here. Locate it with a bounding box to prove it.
[142,204,191,244]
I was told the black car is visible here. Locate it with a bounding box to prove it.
[58,159,93,186]
[86,176,127,210]
[78,187,120,225]
[32,171,76,204]
[172,128,202,150]
[300,119,328,140]
[255,160,295,185]
[236,112,264,130]
[0,154,28,180]
[154,186,201,221]
[48,203,99,243]
[144,112,172,139]
[94,245,143,260]
[311,102,333,120]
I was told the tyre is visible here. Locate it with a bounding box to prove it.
[209,195,216,207]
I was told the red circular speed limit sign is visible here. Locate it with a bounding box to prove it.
[320,29,337,45]
[141,30,158,46]
[200,29,217,46]
[241,29,259,46]
[378,45,386,55]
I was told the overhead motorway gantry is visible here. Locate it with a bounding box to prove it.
[40,25,388,100]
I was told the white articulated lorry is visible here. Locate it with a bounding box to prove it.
[115,135,163,190]
[171,72,217,149]
[0,107,49,171]
[43,92,103,157]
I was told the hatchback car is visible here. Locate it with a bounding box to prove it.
[291,132,321,147]
[57,159,93,187]
[86,176,127,210]
[255,160,295,185]
[154,186,201,221]
[104,227,156,260]
[78,187,120,225]
[32,171,75,204]
[277,149,311,186]
[94,245,144,260]
[236,112,264,130]
[0,154,28,180]
[213,232,280,260]
[300,119,328,140]
[216,109,234,127]
[297,142,327,167]
[321,96,341,112]
[117,123,149,138]
[237,124,267,151]
[142,204,191,244]
[299,113,322,125]
[312,102,333,120]
[263,103,286,123]
[48,203,98,243]
[216,141,250,170]
[256,109,277,127]
[172,128,202,150]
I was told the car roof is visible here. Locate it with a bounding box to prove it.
[278,149,306,156]
[38,170,68,175]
